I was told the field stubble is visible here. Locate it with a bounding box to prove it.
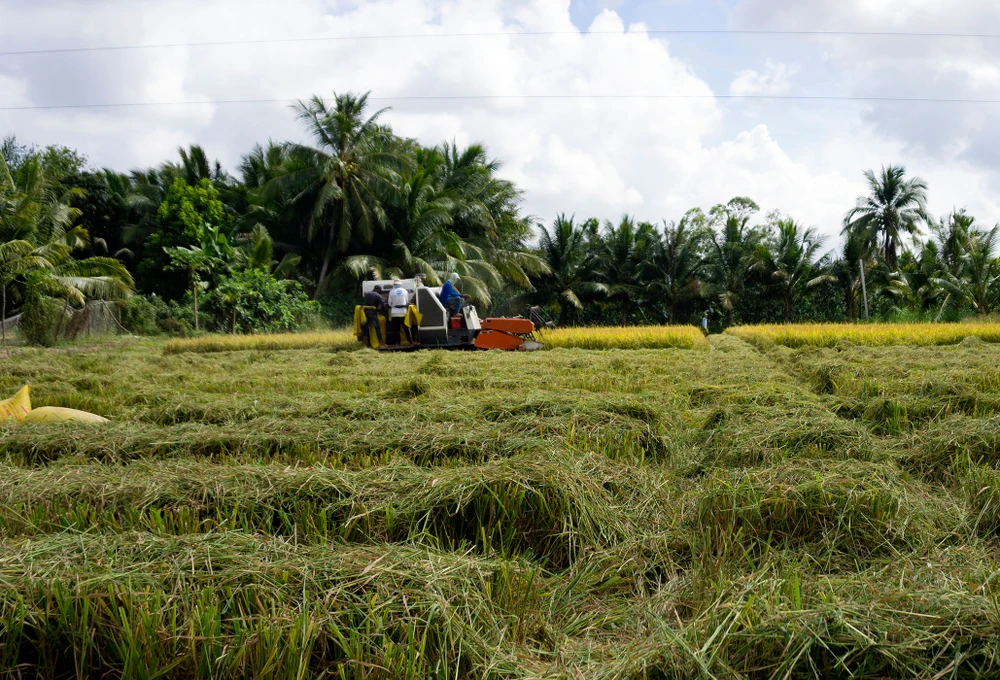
[1,333,1000,677]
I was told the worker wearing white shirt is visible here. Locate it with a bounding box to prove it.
[387,280,410,346]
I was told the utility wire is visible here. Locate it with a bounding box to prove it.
[2,29,1000,57]
[4,94,1000,111]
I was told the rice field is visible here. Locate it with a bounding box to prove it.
[4,331,1000,677]
[541,324,707,350]
[165,324,708,355]
[164,330,359,354]
[728,321,1000,348]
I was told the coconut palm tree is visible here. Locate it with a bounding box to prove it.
[434,142,547,291]
[0,240,49,345]
[284,92,409,296]
[705,198,762,327]
[642,217,707,325]
[4,140,135,334]
[235,224,300,278]
[844,165,928,270]
[342,145,547,305]
[931,224,1000,317]
[753,218,836,323]
[594,215,657,326]
[340,147,497,298]
[832,228,872,321]
[176,145,229,186]
[534,214,607,326]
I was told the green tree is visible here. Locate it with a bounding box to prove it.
[0,240,49,345]
[286,92,408,295]
[211,268,318,334]
[343,147,465,286]
[832,228,872,321]
[342,144,546,305]
[142,178,232,297]
[844,165,928,270]
[594,215,657,326]
[534,214,607,326]
[1,143,132,345]
[164,245,215,331]
[930,224,1000,317]
[234,224,300,277]
[434,142,546,291]
[238,142,313,268]
[753,218,835,323]
[642,216,707,325]
[705,197,762,327]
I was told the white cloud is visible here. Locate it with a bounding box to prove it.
[729,60,799,96]
[2,0,983,245]
[729,0,1000,160]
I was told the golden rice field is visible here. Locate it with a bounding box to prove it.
[165,324,709,354]
[541,324,707,350]
[164,330,359,354]
[727,322,1000,348]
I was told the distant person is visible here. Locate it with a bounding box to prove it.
[439,272,469,314]
[701,312,709,336]
[362,285,387,347]
[387,280,410,346]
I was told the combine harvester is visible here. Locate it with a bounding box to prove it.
[358,279,543,351]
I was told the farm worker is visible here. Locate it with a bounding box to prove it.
[439,272,469,314]
[387,280,410,346]
[362,285,388,347]
[701,312,709,335]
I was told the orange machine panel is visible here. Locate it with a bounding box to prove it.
[480,318,535,335]
[474,330,525,351]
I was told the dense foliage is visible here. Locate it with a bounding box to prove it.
[3,91,999,341]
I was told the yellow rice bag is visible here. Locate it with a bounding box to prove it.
[23,406,108,425]
[0,385,31,423]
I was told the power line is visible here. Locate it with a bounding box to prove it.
[4,94,1000,111]
[2,29,1000,57]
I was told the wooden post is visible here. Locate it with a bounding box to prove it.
[859,258,869,322]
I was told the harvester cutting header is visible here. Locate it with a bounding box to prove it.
[353,274,542,351]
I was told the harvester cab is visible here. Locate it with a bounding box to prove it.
[357,279,542,351]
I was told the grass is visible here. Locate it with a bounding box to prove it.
[3,331,1000,677]
[727,321,1000,348]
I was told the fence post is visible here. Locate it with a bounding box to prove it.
[859,258,869,322]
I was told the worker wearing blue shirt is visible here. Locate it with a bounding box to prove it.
[439,272,468,313]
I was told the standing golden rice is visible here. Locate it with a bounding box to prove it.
[541,325,708,350]
[727,323,1000,348]
[165,331,359,354]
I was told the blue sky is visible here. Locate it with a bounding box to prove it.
[2,0,999,244]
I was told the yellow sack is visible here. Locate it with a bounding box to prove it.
[0,385,31,423]
[24,406,108,425]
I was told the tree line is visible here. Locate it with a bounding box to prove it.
[2,90,998,342]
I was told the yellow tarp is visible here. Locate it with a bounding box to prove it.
[354,305,422,349]
[0,385,31,423]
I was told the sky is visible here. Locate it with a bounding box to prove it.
[2,0,1000,248]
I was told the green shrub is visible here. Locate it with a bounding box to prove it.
[318,291,357,328]
[18,292,63,347]
[208,269,320,334]
[120,295,163,336]
[118,295,201,337]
